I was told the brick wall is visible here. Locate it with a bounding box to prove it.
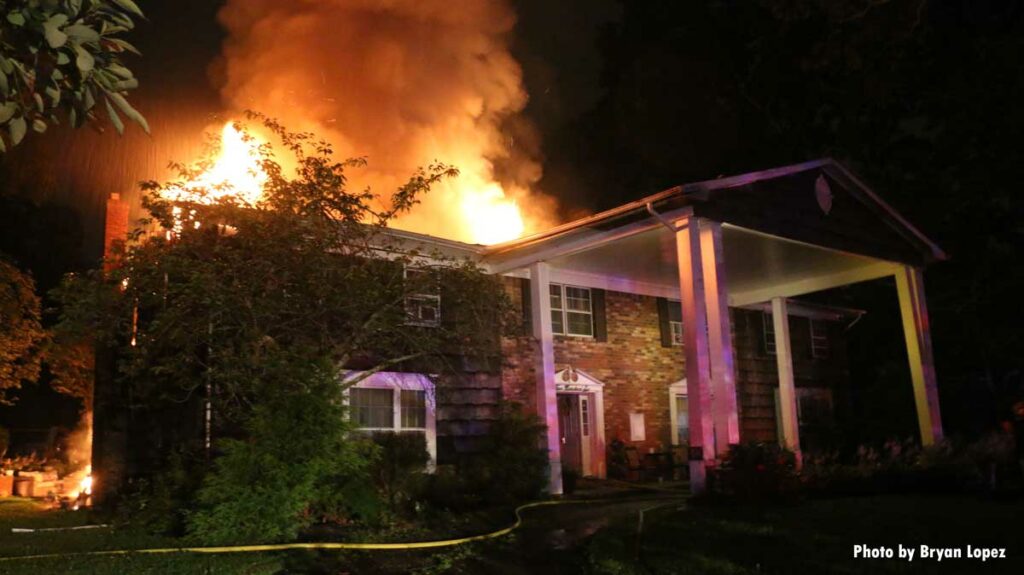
[498,278,851,459]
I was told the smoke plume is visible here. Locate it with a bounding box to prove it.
[217,0,556,244]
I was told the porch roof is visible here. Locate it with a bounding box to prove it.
[482,158,945,270]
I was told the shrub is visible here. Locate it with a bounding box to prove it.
[707,442,799,503]
[463,402,549,505]
[802,437,993,496]
[187,359,371,545]
[116,447,206,535]
[422,402,548,510]
[368,431,430,514]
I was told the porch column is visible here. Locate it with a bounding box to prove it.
[674,216,715,493]
[895,265,943,445]
[529,261,563,495]
[771,297,802,466]
[699,220,740,453]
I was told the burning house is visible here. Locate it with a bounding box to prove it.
[97,157,943,496]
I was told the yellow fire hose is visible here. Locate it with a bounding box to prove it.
[0,490,687,563]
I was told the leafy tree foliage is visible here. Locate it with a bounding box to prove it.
[0,255,45,403]
[54,113,512,540]
[0,0,147,152]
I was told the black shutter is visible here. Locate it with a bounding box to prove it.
[519,277,532,336]
[592,289,607,342]
[656,297,673,347]
[439,270,457,331]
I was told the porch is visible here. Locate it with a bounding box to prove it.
[482,159,946,494]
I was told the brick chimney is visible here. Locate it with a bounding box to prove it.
[103,193,129,272]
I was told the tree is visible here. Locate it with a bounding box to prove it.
[0,0,147,152]
[54,112,512,539]
[0,256,45,403]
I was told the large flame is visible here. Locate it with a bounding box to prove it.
[165,121,531,245]
[216,0,556,245]
[163,123,267,206]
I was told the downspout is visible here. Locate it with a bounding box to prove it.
[645,202,691,232]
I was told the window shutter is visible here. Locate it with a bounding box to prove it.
[439,271,457,331]
[592,288,607,342]
[519,277,532,336]
[656,297,673,348]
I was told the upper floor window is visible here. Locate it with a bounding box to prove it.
[763,312,777,355]
[404,267,440,327]
[550,283,593,337]
[810,319,829,359]
[667,300,683,345]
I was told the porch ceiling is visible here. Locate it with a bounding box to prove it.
[545,224,893,306]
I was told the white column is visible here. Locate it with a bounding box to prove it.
[895,265,943,445]
[674,217,715,492]
[772,297,802,466]
[529,262,563,495]
[700,220,740,453]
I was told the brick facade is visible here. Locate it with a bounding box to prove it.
[498,278,851,470]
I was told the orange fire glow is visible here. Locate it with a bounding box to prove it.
[165,121,533,245]
[162,122,267,206]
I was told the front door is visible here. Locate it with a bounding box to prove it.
[557,394,582,473]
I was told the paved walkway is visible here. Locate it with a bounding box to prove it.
[465,480,688,574]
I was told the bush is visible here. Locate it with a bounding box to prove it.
[802,437,997,496]
[707,442,799,503]
[368,431,430,514]
[422,402,548,510]
[186,359,371,545]
[116,447,206,535]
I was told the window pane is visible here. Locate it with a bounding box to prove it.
[667,301,683,322]
[406,295,440,326]
[400,390,426,429]
[549,284,562,310]
[564,287,591,312]
[551,309,564,334]
[675,396,689,443]
[670,321,683,345]
[350,388,393,428]
[763,313,776,355]
[566,311,593,336]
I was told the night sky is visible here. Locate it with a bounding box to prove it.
[1,0,1022,438]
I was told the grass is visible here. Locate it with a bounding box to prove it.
[587,494,1024,574]
[0,498,281,574]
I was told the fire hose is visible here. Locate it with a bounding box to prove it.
[0,490,686,563]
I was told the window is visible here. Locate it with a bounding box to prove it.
[667,300,683,345]
[668,379,689,446]
[404,268,440,327]
[400,389,426,429]
[350,388,394,429]
[550,283,593,337]
[674,395,689,444]
[762,312,777,355]
[345,371,437,467]
[810,320,829,359]
[580,397,590,437]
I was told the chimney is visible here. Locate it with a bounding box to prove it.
[103,193,129,273]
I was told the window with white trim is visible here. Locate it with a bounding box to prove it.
[667,300,683,345]
[550,283,593,337]
[810,319,829,359]
[762,312,777,355]
[345,371,437,467]
[668,380,689,446]
[404,267,440,327]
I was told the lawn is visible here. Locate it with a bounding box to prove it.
[0,498,281,574]
[587,494,1024,574]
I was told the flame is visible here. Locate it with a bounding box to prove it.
[165,121,531,244]
[163,122,267,206]
[80,470,93,496]
[460,182,524,244]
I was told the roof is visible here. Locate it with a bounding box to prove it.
[387,158,946,269]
